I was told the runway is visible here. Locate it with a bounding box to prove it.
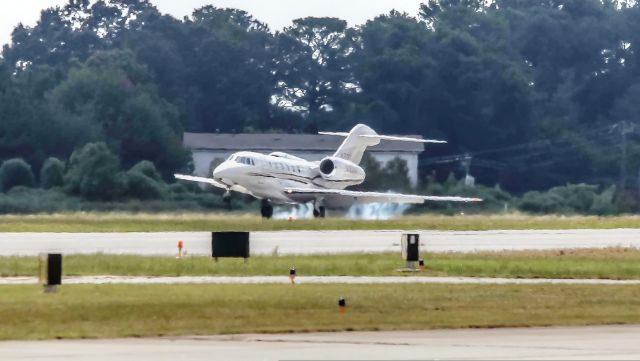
[2,228,640,256]
[2,325,639,360]
[3,275,640,285]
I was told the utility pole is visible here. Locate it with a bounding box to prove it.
[638,167,640,200]
[462,153,474,187]
[613,120,635,190]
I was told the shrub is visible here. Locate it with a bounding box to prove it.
[410,174,513,214]
[0,187,81,214]
[518,183,614,215]
[64,142,126,200]
[357,153,411,192]
[129,160,162,182]
[40,157,65,189]
[0,158,35,192]
[126,170,165,200]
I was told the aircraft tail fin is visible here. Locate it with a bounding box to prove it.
[321,124,379,164]
[319,124,446,164]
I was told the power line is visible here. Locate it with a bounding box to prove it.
[420,123,625,175]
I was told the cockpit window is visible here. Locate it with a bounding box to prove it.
[235,156,255,166]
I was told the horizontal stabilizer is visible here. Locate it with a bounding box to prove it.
[319,131,446,144]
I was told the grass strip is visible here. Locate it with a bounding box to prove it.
[1,283,639,340]
[1,213,640,232]
[2,248,640,279]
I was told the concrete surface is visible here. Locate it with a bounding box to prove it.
[2,228,640,256]
[3,275,640,285]
[2,325,639,360]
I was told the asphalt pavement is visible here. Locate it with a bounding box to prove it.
[2,228,640,256]
[2,325,639,360]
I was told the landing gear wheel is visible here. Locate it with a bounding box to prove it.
[260,199,273,219]
[313,206,326,218]
[223,191,231,211]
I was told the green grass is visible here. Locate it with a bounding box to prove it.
[3,248,640,279]
[1,283,639,340]
[1,212,640,232]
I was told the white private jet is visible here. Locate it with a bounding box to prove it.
[175,124,481,218]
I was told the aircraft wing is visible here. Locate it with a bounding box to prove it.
[284,188,482,204]
[174,174,255,195]
[174,174,227,189]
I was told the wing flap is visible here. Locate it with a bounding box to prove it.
[285,188,481,204]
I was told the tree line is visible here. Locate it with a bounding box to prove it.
[2,0,640,203]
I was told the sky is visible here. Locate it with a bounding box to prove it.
[0,0,424,46]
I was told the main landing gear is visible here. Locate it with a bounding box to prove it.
[261,199,274,219]
[313,206,326,218]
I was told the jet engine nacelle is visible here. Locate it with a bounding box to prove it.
[318,157,365,185]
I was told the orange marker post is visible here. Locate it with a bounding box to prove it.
[177,240,184,259]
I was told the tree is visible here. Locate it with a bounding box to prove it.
[182,7,275,132]
[0,158,35,192]
[40,157,65,189]
[273,17,358,129]
[64,142,125,200]
[49,50,189,176]
[2,0,158,70]
[351,12,436,133]
[0,64,71,170]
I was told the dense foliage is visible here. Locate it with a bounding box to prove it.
[1,0,640,212]
[0,158,34,191]
[39,157,65,189]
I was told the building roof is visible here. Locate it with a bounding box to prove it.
[184,133,425,153]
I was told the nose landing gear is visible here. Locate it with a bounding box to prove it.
[261,199,274,219]
[223,190,231,210]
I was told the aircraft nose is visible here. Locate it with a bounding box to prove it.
[213,163,234,182]
[212,164,226,179]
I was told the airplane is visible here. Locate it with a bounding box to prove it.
[175,124,481,218]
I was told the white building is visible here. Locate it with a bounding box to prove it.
[183,132,425,186]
